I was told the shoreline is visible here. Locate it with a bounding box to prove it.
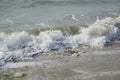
[0,0,120,80]
[0,43,120,80]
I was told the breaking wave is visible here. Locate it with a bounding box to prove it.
[0,16,120,66]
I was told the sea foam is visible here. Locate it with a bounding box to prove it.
[0,16,120,66]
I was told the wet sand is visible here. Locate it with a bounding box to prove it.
[0,43,120,80]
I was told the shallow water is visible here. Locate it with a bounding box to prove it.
[0,0,120,79]
[1,43,120,80]
[0,0,120,67]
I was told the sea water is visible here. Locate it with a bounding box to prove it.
[0,0,120,66]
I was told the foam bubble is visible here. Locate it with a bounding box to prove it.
[0,16,120,66]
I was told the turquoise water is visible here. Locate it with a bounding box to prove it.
[0,0,120,30]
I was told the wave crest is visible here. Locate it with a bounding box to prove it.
[0,16,120,66]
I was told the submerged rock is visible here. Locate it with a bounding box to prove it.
[72,53,80,57]
[1,72,26,78]
[72,51,85,57]
[12,72,26,78]
[2,72,13,77]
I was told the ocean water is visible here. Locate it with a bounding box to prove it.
[0,0,120,66]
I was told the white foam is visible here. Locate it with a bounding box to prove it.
[0,16,120,66]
